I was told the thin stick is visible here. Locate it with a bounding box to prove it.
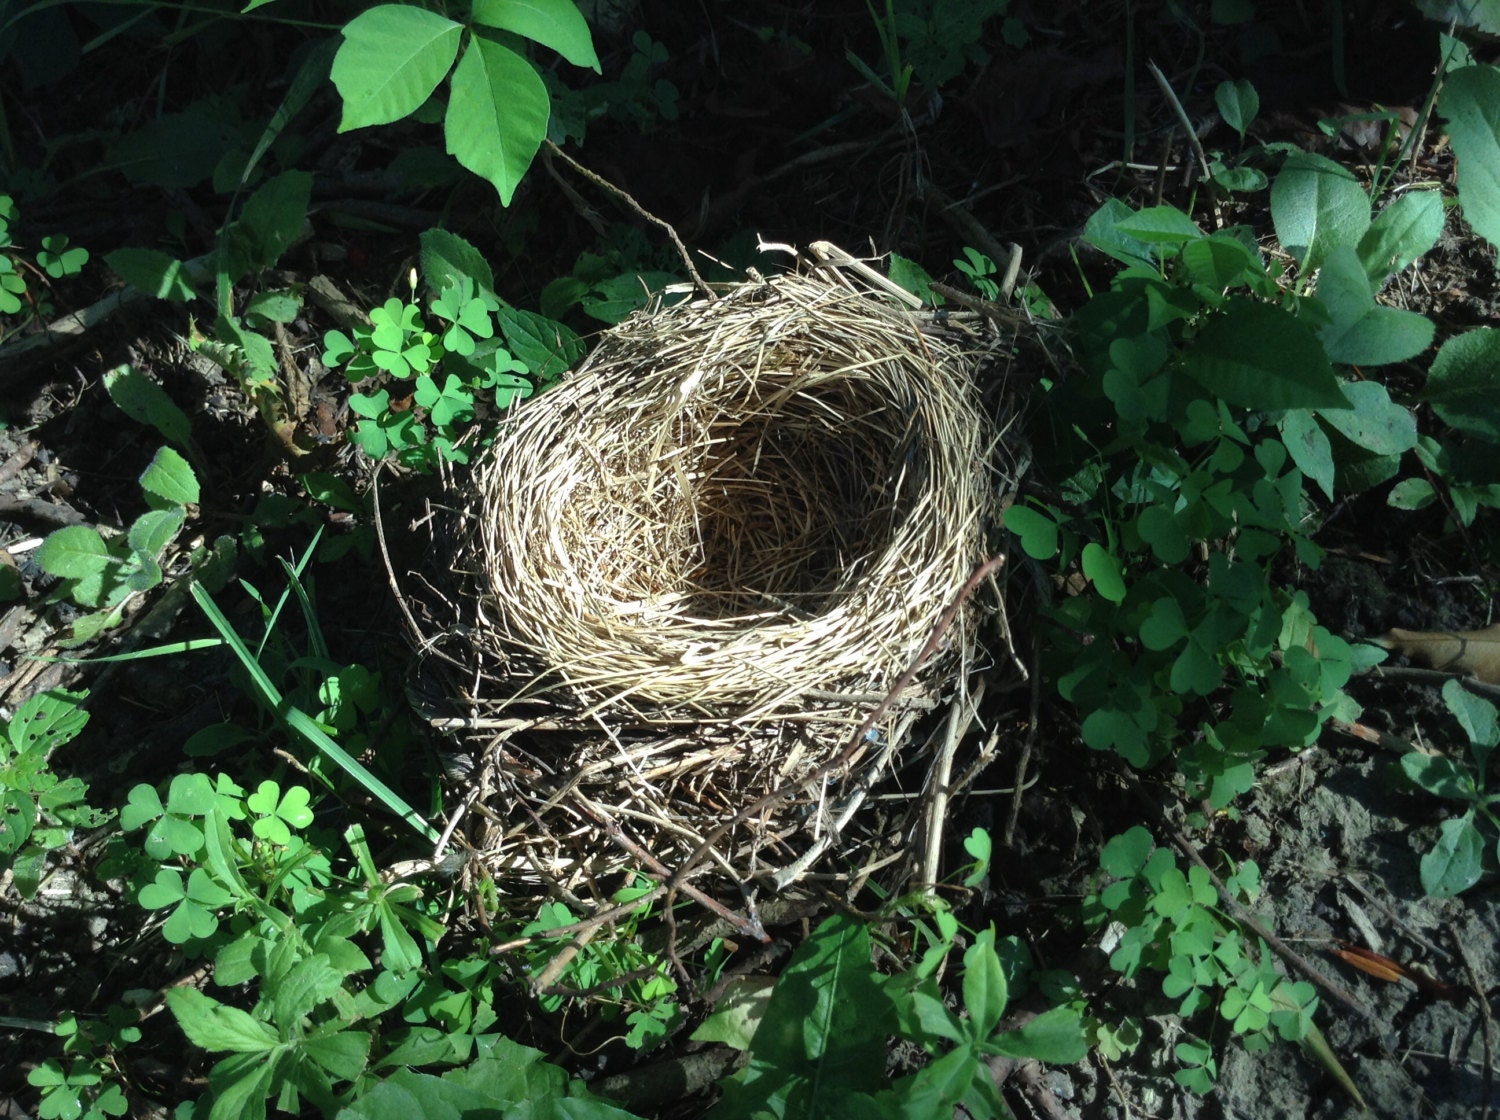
[920,677,984,888]
[543,140,713,299]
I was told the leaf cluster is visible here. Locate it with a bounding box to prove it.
[1085,827,1318,1091]
[1401,679,1500,896]
[0,689,108,898]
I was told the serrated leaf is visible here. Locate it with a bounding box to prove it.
[35,526,110,581]
[139,446,199,506]
[469,0,599,71]
[105,248,198,300]
[444,35,549,206]
[6,690,88,757]
[303,1029,371,1082]
[233,170,313,274]
[127,507,186,558]
[495,306,582,378]
[1183,297,1349,409]
[333,5,462,131]
[690,976,776,1048]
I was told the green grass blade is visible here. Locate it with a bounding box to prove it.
[190,580,438,845]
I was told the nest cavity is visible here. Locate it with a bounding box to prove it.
[473,271,993,722]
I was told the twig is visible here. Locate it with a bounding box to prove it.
[919,677,985,888]
[542,140,713,299]
[1003,669,1041,847]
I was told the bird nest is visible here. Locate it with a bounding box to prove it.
[406,248,1020,916]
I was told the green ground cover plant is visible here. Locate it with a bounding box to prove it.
[12,7,1500,1116]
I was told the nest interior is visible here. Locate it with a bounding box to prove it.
[411,260,1019,907]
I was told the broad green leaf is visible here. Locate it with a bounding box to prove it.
[1423,326,1500,439]
[273,953,344,1031]
[1003,505,1058,560]
[128,508,186,559]
[690,977,776,1048]
[1313,245,1434,366]
[962,929,1009,1038]
[1271,150,1371,273]
[1419,814,1484,896]
[1440,65,1500,251]
[105,248,198,300]
[888,252,938,304]
[303,1029,371,1082]
[1357,190,1443,282]
[495,306,583,378]
[1416,0,1500,31]
[1116,205,1204,244]
[1083,198,1158,267]
[1182,297,1348,409]
[420,228,497,302]
[1401,753,1474,800]
[1100,826,1154,877]
[1318,380,1417,456]
[333,6,462,131]
[104,364,194,449]
[1181,235,1258,290]
[166,987,279,1053]
[470,0,600,71]
[1081,543,1126,604]
[35,526,110,581]
[139,446,200,506]
[985,1005,1089,1063]
[232,170,312,273]
[444,35,550,206]
[716,914,894,1117]
[7,690,88,757]
[1279,410,1335,499]
[1443,676,1500,748]
[1215,79,1259,136]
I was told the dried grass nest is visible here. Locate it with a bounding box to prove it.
[411,250,1021,907]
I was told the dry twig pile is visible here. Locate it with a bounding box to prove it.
[409,252,1019,913]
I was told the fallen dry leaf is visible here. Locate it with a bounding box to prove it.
[1377,623,1500,684]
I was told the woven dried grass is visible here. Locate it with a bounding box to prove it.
[412,251,1017,910]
